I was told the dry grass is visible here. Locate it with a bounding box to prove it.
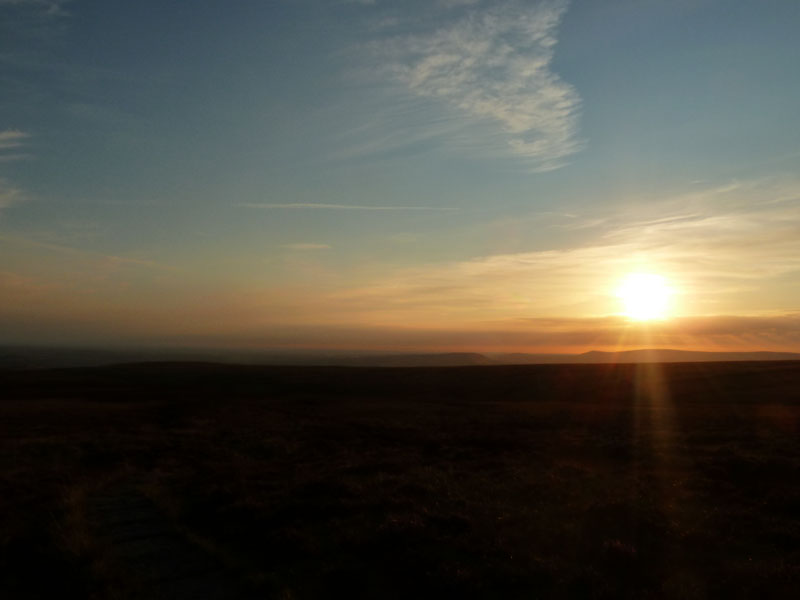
[1,362,799,598]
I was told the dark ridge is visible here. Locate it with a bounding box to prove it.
[1,344,799,370]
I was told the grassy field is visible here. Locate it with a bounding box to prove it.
[2,361,799,598]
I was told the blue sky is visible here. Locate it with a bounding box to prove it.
[2,0,800,351]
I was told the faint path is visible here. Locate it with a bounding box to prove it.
[88,480,254,600]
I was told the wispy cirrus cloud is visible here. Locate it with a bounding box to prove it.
[0,233,175,271]
[282,243,332,250]
[0,178,24,214]
[437,0,481,9]
[0,129,28,149]
[0,131,31,215]
[0,154,31,163]
[0,0,69,16]
[375,0,583,169]
[241,202,456,211]
[0,130,30,162]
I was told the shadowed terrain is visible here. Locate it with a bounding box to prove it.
[1,361,799,598]
[87,478,254,599]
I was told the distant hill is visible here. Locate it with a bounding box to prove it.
[250,352,494,367]
[0,346,493,369]
[332,353,493,367]
[490,349,800,364]
[1,345,798,370]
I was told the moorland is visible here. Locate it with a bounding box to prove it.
[2,361,799,598]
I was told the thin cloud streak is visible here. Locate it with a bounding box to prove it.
[282,243,332,250]
[0,130,29,149]
[0,178,24,213]
[0,0,69,16]
[241,203,457,211]
[0,234,175,271]
[0,130,30,163]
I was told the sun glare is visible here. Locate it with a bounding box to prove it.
[616,273,673,321]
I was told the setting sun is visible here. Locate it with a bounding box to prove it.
[616,273,673,321]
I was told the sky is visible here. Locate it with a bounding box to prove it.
[2,0,800,353]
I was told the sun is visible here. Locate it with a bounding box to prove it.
[616,273,673,321]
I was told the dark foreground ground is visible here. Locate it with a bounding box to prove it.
[1,361,799,598]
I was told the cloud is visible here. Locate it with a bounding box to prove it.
[282,243,332,250]
[0,154,30,162]
[310,180,800,327]
[437,0,481,9]
[161,313,800,353]
[378,0,582,169]
[8,179,800,352]
[0,131,30,162]
[0,130,30,162]
[0,0,69,16]
[0,270,56,297]
[241,202,456,211]
[0,132,30,213]
[0,130,28,148]
[0,234,175,271]
[0,178,24,213]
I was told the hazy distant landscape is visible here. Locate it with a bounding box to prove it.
[3,345,799,370]
[2,360,798,598]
